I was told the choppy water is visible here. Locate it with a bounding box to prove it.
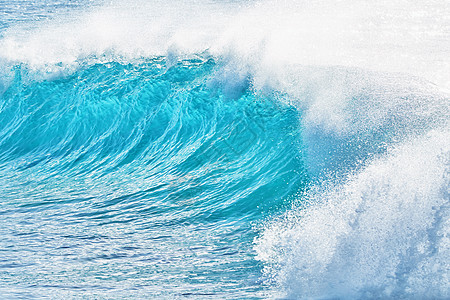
[0,0,449,299]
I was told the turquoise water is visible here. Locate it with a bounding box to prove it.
[0,0,449,299]
[0,57,307,298]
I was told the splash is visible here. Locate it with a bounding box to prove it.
[1,0,449,89]
[255,127,449,299]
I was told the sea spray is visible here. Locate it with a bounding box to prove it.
[255,127,449,299]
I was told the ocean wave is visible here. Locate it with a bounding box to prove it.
[0,0,449,298]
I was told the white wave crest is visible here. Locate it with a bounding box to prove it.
[0,0,449,89]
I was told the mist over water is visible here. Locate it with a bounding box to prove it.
[0,0,449,299]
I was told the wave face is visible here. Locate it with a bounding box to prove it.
[0,58,307,298]
[0,0,449,299]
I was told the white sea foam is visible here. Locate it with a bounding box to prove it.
[0,0,449,89]
[255,126,449,299]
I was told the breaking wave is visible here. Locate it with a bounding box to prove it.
[0,0,448,298]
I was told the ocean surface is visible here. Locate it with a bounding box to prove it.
[0,0,449,299]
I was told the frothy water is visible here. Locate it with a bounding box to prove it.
[0,0,449,299]
[255,127,449,298]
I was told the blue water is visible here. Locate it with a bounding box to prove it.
[0,57,308,297]
[0,1,449,299]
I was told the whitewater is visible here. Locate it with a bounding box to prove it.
[0,0,448,299]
